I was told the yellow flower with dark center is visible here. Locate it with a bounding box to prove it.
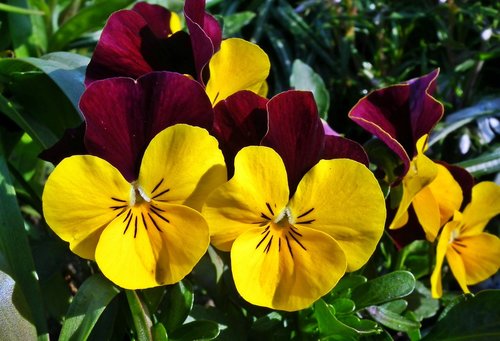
[431,181,500,298]
[43,125,226,289]
[203,146,386,311]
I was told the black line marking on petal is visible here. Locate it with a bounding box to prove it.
[213,91,220,104]
[141,212,148,230]
[288,231,307,251]
[110,205,127,210]
[454,241,467,248]
[261,225,270,234]
[147,213,163,232]
[122,209,132,222]
[297,207,314,218]
[297,219,315,224]
[134,216,138,238]
[264,236,273,253]
[256,230,270,249]
[111,197,126,202]
[266,203,274,216]
[285,235,293,258]
[279,238,281,252]
[289,227,303,237]
[152,188,170,199]
[151,209,170,223]
[260,212,271,220]
[115,208,127,218]
[451,245,462,255]
[123,213,133,234]
[150,205,165,212]
[151,178,164,193]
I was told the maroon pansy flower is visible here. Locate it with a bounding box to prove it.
[348,69,444,179]
[82,71,213,182]
[214,90,368,194]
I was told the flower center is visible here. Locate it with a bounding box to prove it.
[274,207,293,228]
[130,182,151,206]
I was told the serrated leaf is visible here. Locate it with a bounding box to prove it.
[59,274,120,341]
[351,271,416,310]
[170,320,220,341]
[423,291,500,340]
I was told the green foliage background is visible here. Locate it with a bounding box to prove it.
[0,0,499,340]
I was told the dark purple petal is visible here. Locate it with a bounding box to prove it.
[349,69,444,177]
[213,91,268,175]
[322,119,340,136]
[132,2,175,38]
[85,9,195,85]
[322,135,369,166]
[261,91,324,193]
[39,124,87,165]
[184,0,222,81]
[81,72,213,181]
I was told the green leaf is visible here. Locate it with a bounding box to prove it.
[7,0,47,57]
[366,305,420,332]
[0,3,44,15]
[59,274,120,341]
[290,59,330,119]
[152,322,169,341]
[158,279,194,333]
[406,281,439,322]
[422,290,500,341]
[380,299,408,314]
[222,11,255,37]
[395,240,432,279]
[314,299,359,340]
[170,320,220,341]
[330,274,367,298]
[331,298,356,315]
[49,0,134,51]
[0,269,37,341]
[351,271,416,310]
[455,148,500,177]
[0,155,47,338]
[337,315,381,335]
[126,290,153,341]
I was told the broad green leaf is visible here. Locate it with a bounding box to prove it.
[158,279,194,333]
[251,312,283,333]
[152,323,168,341]
[0,155,47,338]
[406,281,439,322]
[395,240,432,279]
[351,271,416,310]
[7,0,47,57]
[222,11,255,37]
[330,274,367,298]
[0,269,37,341]
[313,299,359,340]
[290,59,330,119]
[170,320,220,341]
[422,290,500,341]
[49,0,134,51]
[59,274,120,341]
[331,298,356,315]
[366,306,420,332]
[380,300,408,314]
[126,290,153,341]
[337,315,381,335]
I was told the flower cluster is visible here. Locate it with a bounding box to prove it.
[42,0,499,313]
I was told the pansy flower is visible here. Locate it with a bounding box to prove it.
[348,69,444,180]
[204,91,386,311]
[431,181,500,298]
[85,0,270,105]
[43,124,227,289]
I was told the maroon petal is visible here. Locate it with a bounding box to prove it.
[81,72,213,181]
[85,9,195,85]
[349,69,444,177]
[261,91,324,193]
[184,0,222,81]
[132,2,175,38]
[213,91,268,175]
[322,135,369,166]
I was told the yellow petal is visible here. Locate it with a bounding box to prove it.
[431,220,457,298]
[42,155,131,259]
[138,124,226,211]
[289,158,386,271]
[206,38,270,105]
[231,225,346,311]
[95,203,209,289]
[429,164,463,226]
[446,242,470,294]
[412,187,440,242]
[461,181,500,236]
[257,81,268,98]
[457,233,500,285]
[390,151,438,230]
[204,146,289,251]
[169,12,182,34]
